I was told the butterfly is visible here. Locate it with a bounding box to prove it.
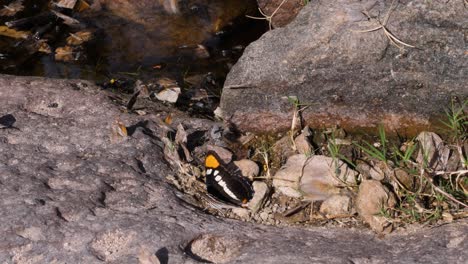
[204,151,254,206]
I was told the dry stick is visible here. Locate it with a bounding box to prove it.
[456,144,467,169]
[246,0,289,30]
[354,0,415,49]
[423,172,468,208]
[433,170,468,176]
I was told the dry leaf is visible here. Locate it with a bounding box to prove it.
[0,0,24,16]
[66,31,93,45]
[135,110,146,116]
[37,41,52,54]
[157,77,178,89]
[56,0,78,9]
[0,26,29,39]
[156,87,180,103]
[110,119,128,143]
[416,132,451,171]
[51,10,81,26]
[164,113,173,125]
[175,124,192,162]
[55,46,76,61]
[194,44,210,59]
[155,78,180,103]
[75,0,90,12]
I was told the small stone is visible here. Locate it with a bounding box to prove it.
[319,195,352,218]
[89,229,134,261]
[206,145,232,163]
[155,87,180,103]
[248,181,269,213]
[234,159,259,180]
[16,227,45,241]
[188,234,243,264]
[138,247,160,264]
[213,107,224,120]
[392,168,414,191]
[272,135,296,162]
[231,208,250,219]
[356,160,386,181]
[259,211,270,221]
[356,180,397,233]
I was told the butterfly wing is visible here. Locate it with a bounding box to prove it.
[205,152,254,206]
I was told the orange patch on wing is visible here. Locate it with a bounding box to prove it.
[205,154,220,168]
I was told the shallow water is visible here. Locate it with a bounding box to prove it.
[0,0,267,82]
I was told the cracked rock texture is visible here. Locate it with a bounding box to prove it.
[0,74,467,263]
[221,0,468,135]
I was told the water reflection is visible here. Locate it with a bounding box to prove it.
[0,0,266,81]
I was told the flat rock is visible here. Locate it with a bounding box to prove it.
[220,0,468,135]
[0,75,467,263]
[273,154,357,200]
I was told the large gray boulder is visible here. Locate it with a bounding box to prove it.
[0,75,466,263]
[220,0,467,134]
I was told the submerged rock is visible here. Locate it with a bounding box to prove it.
[221,0,468,135]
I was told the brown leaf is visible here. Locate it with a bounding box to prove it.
[56,0,78,9]
[416,132,451,171]
[37,41,52,54]
[164,114,173,125]
[55,46,76,61]
[75,0,90,12]
[0,25,29,39]
[66,31,93,46]
[110,119,128,143]
[0,0,24,16]
[51,10,81,26]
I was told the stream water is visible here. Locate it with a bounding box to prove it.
[0,0,267,84]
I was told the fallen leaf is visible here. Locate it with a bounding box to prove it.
[156,87,180,103]
[37,41,52,54]
[56,0,77,9]
[0,0,24,16]
[75,0,90,12]
[66,31,93,45]
[0,26,29,39]
[51,10,81,26]
[194,44,210,59]
[164,113,173,124]
[55,46,76,61]
[416,132,451,171]
[110,119,128,143]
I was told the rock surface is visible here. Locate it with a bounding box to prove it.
[273,154,357,200]
[0,74,467,263]
[220,0,468,135]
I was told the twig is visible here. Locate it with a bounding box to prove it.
[246,0,289,30]
[354,0,416,49]
[433,170,468,176]
[424,172,468,208]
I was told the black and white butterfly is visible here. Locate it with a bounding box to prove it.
[204,151,254,206]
